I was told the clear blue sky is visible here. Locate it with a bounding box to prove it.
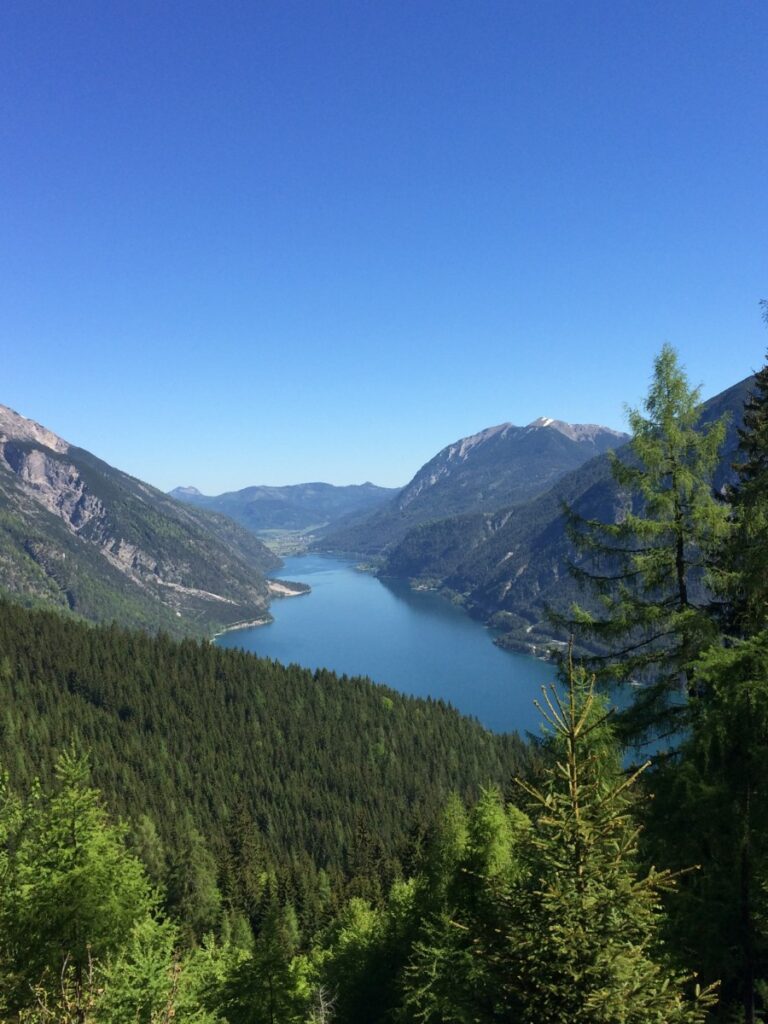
[2,0,767,493]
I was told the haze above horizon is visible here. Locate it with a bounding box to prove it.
[3,1,766,493]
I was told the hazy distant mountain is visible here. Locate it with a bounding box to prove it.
[169,481,399,533]
[379,376,753,655]
[316,418,628,555]
[0,404,280,636]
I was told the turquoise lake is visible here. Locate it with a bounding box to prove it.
[215,554,557,735]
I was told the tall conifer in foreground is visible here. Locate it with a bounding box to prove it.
[565,344,729,739]
[648,634,768,1024]
[721,301,768,636]
[649,304,768,1023]
[505,661,717,1024]
[0,750,155,1016]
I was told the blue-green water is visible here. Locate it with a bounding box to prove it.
[215,554,557,735]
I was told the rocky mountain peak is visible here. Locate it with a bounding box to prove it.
[0,403,70,453]
[526,417,628,443]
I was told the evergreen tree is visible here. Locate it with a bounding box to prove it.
[565,344,730,738]
[130,814,168,890]
[649,632,768,1023]
[219,797,271,936]
[210,904,306,1024]
[317,896,386,1024]
[0,749,155,1014]
[96,916,182,1024]
[503,662,718,1023]
[401,790,529,1023]
[315,881,418,1024]
[166,818,223,941]
[721,302,768,635]
[399,660,717,1023]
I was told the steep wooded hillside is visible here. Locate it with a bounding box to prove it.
[0,404,279,636]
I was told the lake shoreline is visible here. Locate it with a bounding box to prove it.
[268,578,311,598]
[211,616,271,638]
[375,570,561,663]
[211,578,311,640]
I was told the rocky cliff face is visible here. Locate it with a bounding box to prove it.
[2,439,106,531]
[0,404,279,635]
[0,405,70,453]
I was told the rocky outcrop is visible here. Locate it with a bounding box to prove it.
[1,442,106,530]
[0,405,70,454]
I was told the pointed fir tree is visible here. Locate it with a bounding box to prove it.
[219,795,272,937]
[564,344,730,739]
[209,903,306,1024]
[166,817,222,942]
[0,748,155,1015]
[501,659,718,1024]
[96,915,182,1024]
[401,789,529,1024]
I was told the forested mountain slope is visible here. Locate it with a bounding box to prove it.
[380,376,753,653]
[0,599,531,916]
[0,404,280,636]
[315,418,627,555]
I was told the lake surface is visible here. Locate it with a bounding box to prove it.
[216,554,557,735]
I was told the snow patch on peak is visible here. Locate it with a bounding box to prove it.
[527,417,627,443]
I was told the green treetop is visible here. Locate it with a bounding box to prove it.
[566,343,730,738]
[504,662,718,1024]
[0,749,159,1018]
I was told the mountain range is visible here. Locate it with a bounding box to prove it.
[170,480,397,535]
[315,418,628,554]
[0,404,280,636]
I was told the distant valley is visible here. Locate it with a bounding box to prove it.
[170,479,398,551]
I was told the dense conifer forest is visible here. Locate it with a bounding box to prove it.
[0,600,531,923]
[2,334,768,1021]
